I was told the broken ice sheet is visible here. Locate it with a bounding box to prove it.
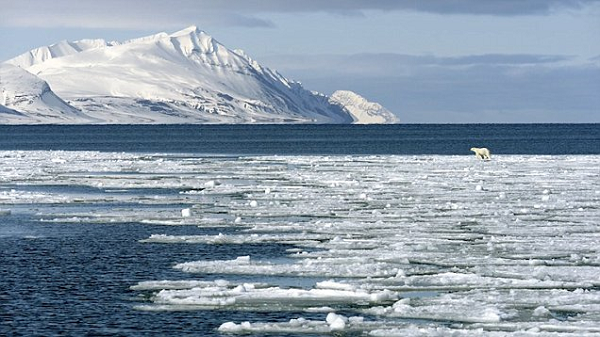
[3,151,600,335]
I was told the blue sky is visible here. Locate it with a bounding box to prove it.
[1,0,599,122]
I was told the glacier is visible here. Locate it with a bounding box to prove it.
[1,26,398,124]
[2,151,599,335]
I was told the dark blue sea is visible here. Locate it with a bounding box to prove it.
[0,124,599,336]
[0,124,598,154]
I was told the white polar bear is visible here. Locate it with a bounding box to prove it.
[470,147,491,160]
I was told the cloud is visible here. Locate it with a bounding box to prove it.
[166,0,600,16]
[0,0,274,29]
[1,0,599,30]
[259,53,600,123]
[258,53,580,78]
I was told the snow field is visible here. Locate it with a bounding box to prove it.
[1,151,599,335]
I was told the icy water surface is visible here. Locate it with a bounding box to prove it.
[1,151,600,336]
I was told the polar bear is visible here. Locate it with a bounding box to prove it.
[470,147,491,160]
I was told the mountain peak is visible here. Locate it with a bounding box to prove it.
[171,25,202,37]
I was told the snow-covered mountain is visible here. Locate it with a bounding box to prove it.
[2,26,398,124]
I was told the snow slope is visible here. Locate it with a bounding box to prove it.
[3,26,398,124]
[0,64,95,123]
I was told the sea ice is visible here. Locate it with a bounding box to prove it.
[3,151,600,335]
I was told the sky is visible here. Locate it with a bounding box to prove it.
[1,0,599,123]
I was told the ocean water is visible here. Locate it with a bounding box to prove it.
[1,124,599,336]
[0,124,598,154]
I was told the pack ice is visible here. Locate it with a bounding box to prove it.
[2,151,599,335]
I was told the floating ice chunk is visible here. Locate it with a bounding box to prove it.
[130,279,230,291]
[315,280,355,291]
[533,306,551,317]
[395,269,406,278]
[218,321,254,333]
[211,233,227,243]
[234,216,242,223]
[288,317,306,327]
[235,255,251,264]
[476,184,483,191]
[181,208,192,217]
[326,312,347,331]
[218,322,240,332]
[305,306,335,313]
[392,298,412,313]
[480,307,502,323]
[217,318,327,334]
[249,200,258,207]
